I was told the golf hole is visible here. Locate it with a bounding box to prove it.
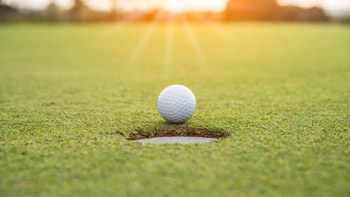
[122,128,229,144]
[135,137,213,144]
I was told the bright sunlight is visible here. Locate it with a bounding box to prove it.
[3,0,350,12]
[162,0,226,12]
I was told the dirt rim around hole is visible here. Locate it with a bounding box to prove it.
[120,128,229,140]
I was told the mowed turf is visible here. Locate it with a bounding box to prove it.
[0,22,349,196]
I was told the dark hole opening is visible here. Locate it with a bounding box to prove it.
[118,127,229,140]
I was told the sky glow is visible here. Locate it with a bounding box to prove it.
[3,0,350,12]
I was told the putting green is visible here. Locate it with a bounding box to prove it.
[0,23,349,196]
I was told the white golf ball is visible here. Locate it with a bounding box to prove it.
[157,85,196,123]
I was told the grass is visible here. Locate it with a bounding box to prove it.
[0,22,349,196]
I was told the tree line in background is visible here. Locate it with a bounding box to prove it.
[225,0,328,21]
[0,0,347,22]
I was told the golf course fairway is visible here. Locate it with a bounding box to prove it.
[0,23,349,196]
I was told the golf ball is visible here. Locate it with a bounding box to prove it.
[157,85,196,123]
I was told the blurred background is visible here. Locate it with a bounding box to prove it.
[0,0,349,23]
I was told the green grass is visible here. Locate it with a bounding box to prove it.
[0,22,349,196]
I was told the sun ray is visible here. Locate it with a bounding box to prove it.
[195,13,236,45]
[164,13,174,78]
[181,16,208,69]
[99,13,144,39]
[125,12,162,69]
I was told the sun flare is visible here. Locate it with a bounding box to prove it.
[164,0,184,12]
[162,0,226,12]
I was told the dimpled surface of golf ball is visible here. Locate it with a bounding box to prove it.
[158,85,196,123]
